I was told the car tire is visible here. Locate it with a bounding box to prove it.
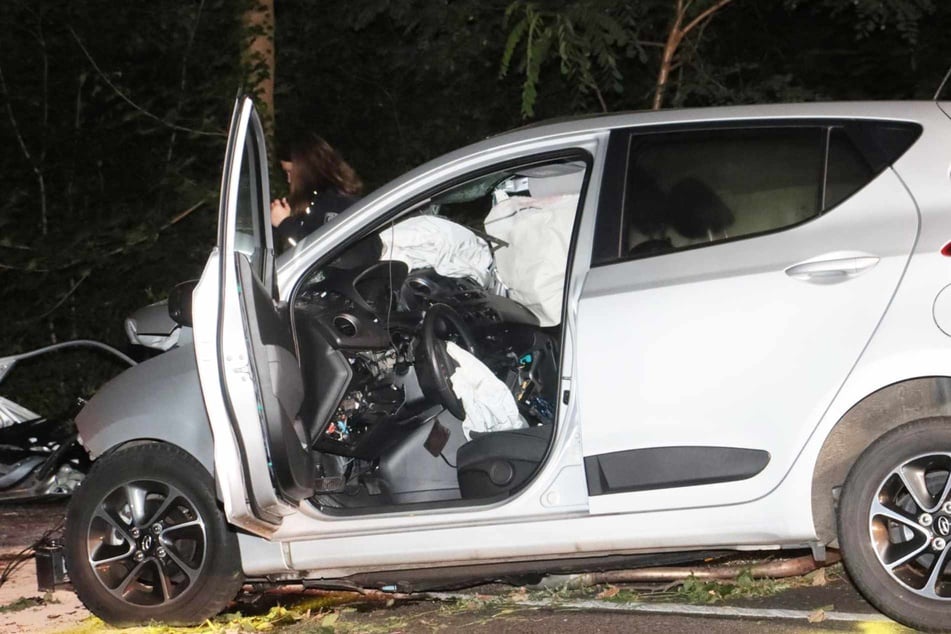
[838,418,951,633]
[64,442,244,626]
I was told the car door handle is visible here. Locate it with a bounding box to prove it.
[784,252,880,282]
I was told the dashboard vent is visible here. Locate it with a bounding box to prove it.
[333,315,358,337]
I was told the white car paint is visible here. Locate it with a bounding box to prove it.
[578,167,919,514]
[186,98,951,580]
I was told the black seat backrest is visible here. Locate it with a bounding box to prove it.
[667,177,734,239]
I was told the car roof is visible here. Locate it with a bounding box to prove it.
[277,101,946,274]
[487,100,941,145]
[392,101,943,194]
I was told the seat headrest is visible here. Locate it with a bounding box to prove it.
[667,177,734,239]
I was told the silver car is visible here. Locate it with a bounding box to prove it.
[66,96,951,631]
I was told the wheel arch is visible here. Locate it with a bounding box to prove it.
[95,438,212,476]
[74,344,215,475]
[811,375,951,545]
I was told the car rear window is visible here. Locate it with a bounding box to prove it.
[623,128,823,258]
[593,119,922,264]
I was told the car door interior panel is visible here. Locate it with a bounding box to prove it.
[236,253,315,502]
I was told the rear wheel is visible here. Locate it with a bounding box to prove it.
[838,418,951,632]
[64,443,244,626]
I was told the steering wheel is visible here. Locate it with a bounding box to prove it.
[415,303,477,420]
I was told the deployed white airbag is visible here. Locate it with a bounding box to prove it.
[484,194,578,326]
[379,216,492,286]
[446,341,527,440]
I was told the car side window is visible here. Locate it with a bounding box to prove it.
[825,127,874,210]
[622,127,825,258]
[592,120,921,264]
[234,132,267,278]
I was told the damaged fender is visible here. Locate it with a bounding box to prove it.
[75,342,214,472]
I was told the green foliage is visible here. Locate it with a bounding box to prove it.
[786,0,935,44]
[500,0,945,116]
[676,570,792,604]
[500,1,642,117]
[499,0,745,115]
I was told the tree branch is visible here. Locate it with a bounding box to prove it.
[653,1,686,110]
[0,54,48,236]
[0,262,49,272]
[166,0,207,172]
[167,198,205,226]
[20,271,91,324]
[37,19,49,236]
[0,59,37,173]
[0,199,206,275]
[67,25,224,137]
[682,0,734,37]
[652,0,734,110]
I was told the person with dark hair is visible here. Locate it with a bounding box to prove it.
[270,133,364,248]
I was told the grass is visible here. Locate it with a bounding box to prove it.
[673,563,844,605]
[521,562,845,607]
[674,569,798,604]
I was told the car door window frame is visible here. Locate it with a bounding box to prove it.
[287,148,595,312]
[218,102,274,292]
[282,148,596,513]
[212,97,291,526]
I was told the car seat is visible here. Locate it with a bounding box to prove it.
[455,425,553,498]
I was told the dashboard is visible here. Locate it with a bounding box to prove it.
[294,260,553,460]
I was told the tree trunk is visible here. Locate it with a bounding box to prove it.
[243,0,275,139]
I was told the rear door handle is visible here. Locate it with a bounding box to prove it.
[785,252,880,282]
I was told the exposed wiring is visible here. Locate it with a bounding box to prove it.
[385,221,399,358]
[439,452,456,469]
[386,221,395,332]
[0,340,137,377]
[0,516,65,589]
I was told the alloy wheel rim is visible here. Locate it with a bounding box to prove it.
[868,452,951,600]
[86,480,207,607]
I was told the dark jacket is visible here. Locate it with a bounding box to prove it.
[275,189,357,248]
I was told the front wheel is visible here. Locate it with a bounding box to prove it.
[838,418,951,632]
[64,443,244,626]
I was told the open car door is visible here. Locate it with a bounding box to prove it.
[193,96,314,532]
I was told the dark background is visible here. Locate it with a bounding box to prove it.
[0,0,948,411]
